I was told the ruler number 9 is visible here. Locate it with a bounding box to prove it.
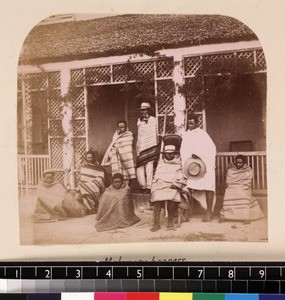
[259,269,265,279]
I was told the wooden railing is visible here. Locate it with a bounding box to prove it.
[216,151,267,194]
[18,155,50,188]
[18,152,267,194]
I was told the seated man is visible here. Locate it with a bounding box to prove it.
[33,170,88,223]
[150,135,190,232]
[95,173,140,232]
[219,155,264,224]
[77,150,106,214]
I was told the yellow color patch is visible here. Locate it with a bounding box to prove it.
[160,293,193,300]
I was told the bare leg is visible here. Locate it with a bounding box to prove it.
[150,201,161,232]
[202,190,214,222]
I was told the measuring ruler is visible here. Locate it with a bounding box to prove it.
[0,262,284,294]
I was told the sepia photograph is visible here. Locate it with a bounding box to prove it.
[17,13,268,245]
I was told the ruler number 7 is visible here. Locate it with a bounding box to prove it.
[198,269,203,278]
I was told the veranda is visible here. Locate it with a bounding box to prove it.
[17,43,267,196]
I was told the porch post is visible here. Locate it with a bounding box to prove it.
[23,81,33,155]
[172,52,186,134]
[61,68,75,189]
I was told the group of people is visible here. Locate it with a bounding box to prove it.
[33,102,264,233]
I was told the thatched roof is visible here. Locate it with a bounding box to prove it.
[19,14,258,65]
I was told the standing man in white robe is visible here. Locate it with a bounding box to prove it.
[181,114,216,222]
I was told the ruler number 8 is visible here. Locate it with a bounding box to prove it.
[228,269,234,279]
[259,270,265,279]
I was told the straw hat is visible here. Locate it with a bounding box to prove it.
[140,102,151,110]
[183,157,206,180]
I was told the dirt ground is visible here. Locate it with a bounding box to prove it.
[19,189,268,245]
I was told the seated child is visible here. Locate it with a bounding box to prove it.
[95,173,140,232]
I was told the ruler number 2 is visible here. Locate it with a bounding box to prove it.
[45,269,51,279]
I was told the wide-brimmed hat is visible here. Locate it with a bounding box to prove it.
[183,157,206,180]
[140,102,151,110]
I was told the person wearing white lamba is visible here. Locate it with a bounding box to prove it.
[180,114,216,222]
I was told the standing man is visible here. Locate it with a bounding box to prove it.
[101,120,136,184]
[136,102,158,194]
[180,114,216,222]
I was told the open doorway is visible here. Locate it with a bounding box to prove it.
[87,84,144,162]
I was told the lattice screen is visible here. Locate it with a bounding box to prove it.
[50,138,64,169]
[256,49,266,72]
[157,80,174,115]
[113,64,127,83]
[73,137,86,170]
[71,69,85,86]
[71,86,87,171]
[184,77,204,113]
[86,66,111,85]
[72,88,85,118]
[158,115,175,135]
[127,61,154,81]
[184,49,266,76]
[156,58,174,78]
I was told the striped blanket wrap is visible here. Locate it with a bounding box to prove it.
[101,130,136,180]
[78,164,106,204]
[220,163,264,221]
[136,116,158,167]
[151,157,190,208]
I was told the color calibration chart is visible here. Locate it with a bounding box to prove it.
[0,262,285,298]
